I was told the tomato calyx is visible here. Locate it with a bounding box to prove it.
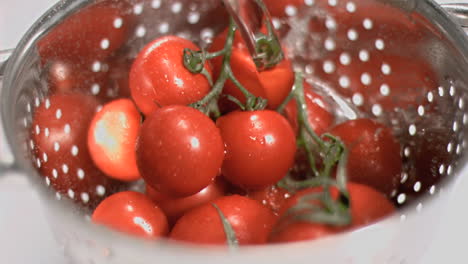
[212,203,239,248]
[186,18,268,115]
[251,12,283,70]
[277,72,351,227]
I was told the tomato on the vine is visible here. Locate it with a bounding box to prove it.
[329,118,402,196]
[88,98,141,182]
[129,36,212,116]
[269,183,395,243]
[136,105,224,197]
[283,82,334,135]
[146,178,227,224]
[92,191,169,239]
[217,110,296,190]
[170,195,277,245]
[209,29,294,109]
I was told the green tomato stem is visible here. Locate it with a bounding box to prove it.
[212,203,239,248]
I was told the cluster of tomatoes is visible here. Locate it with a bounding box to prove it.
[29,0,443,246]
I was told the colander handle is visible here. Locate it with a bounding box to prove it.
[442,3,468,30]
[0,49,19,175]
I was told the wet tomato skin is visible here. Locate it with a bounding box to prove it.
[170,195,277,245]
[92,191,169,239]
[129,36,212,116]
[88,98,141,182]
[270,183,395,243]
[329,118,402,196]
[146,178,227,224]
[216,110,296,190]
[209,29,294,109]
[283,82,334,135]
[136,105,224,197]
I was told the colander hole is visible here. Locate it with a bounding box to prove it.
[151,0,161,9]
[36,158,42,168]
[54,142,60,152]
[450,85,456,96]
[328,0,337,7]
[322,60,335,74]
[456,144,462,155]
[400,214,406,222]
[352,93,364,106]
[347,29,358,41]
[35,97,40,107]
[375,39,385,50]
[91,84,100,95]
[397,193,406,205]
[35,124,40,135]
[96,185,106,196]
[416,203,423,213]
[26,103,31,113]
[403,147,410,157]
[427,91,434,102]
[43,153,48,162]
[458,98,464,109]
[136,25,147,38]
[346,2,356,13]
[400,172,408,184]
[429,185,436,195]
[447,142,453,153]
[453,121,459,132]
[363,18,373,30]
[187,12,200,24]
[359,49,369,61]
[113,18,123,29]
[408,124,417,136]
[71,145,79,156]
[100,39,110,50]
[133,3,144,15]
[29,139,34,149]
[339,52,351,65]
[360,72,371,85]
[171,2,183,14]
[417,105,425,116]
[463,113,468,125]
[438,86,445,97]
[159,23,169,34]
[272,18,281,30]
[305,64,314,74]
[447,165,453,175]
[52,169,58,179]
[324,38,336,51]
[45,177,51,186]
[325,17,337,30]
[62,164,69,174]
[304,0,315,6]
[45,128,50,137]
[200,28,214,43]
[371,104,382,116]
[64,124,71,134]
[23,118,28,128]
[55,109,62,119]
[413,181,421,192]
[81,193,90,203]
[381,63,391,75]
[285,5,298,17]
[339,76,350,88]
[56,192,62,200]
[77,168,85,180]
[68,189,75,199]
[45,98,50,109]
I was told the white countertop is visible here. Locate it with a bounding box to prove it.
[0,0,467,263]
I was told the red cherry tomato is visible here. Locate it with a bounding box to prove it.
[92,191,168,239]
[283,82,334,135]
[269,183,395,243]
[38,1,133,64]
[209,29,294,109]
[88,99,141,182]
[247,185,291,215]
[129,36,212,116]
[146,178,227,224]
[216,110,296,190]
[170,195,277,245]
[329,119,402,196]
[136,105,224,197]
[31,93,122,207]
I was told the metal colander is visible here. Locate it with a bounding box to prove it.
[2,0,468,263]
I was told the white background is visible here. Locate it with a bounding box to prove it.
[0,0,466,263]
